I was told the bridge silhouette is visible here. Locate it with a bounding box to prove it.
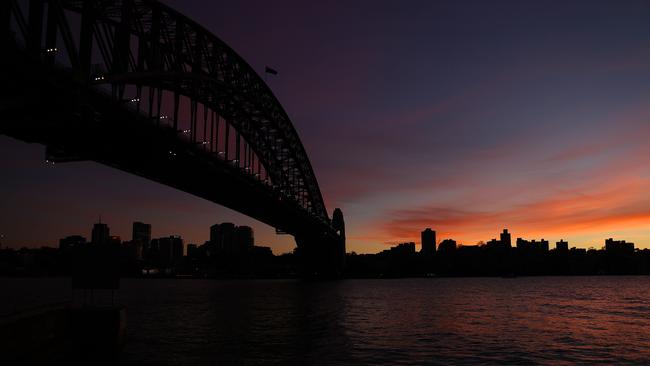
[0,0,345,277]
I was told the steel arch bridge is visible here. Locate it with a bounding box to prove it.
[0,0,345,276]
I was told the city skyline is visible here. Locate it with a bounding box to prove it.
[4,1,650,365]
[1,213,642,256]
[3,0,650,253]
[4,220,646,279]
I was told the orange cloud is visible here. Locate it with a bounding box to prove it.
[377,170,650,248]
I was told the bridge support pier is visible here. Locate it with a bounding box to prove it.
[295,208,346,279]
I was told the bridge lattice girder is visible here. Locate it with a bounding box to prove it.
[3,0,330,229]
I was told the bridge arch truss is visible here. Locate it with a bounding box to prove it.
[2,0,333,232]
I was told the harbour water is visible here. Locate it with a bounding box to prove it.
[3,277,650,365]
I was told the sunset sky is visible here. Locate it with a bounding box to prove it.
[2,0,650,254]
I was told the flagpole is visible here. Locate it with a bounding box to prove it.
[264,66,278,84]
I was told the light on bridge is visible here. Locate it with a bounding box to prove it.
[182,129,190,134]
[130,98,140,103]
[44,47,58,53]
[94,76,105,81]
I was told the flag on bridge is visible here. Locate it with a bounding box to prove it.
[265,66,278,75]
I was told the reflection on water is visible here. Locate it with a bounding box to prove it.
[3,277,650,365]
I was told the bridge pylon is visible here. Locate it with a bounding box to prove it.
[295,208,346,278]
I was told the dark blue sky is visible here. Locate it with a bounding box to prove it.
[2,0,650,253]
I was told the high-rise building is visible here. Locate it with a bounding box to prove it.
[145,238,160,262]
[210,222,236,251]
[153,236,183,266]
[605,238,634,255]
[131,222,151,260]
[516,238,549,253]
[235,226,254,252]
[421,228,436,254]
[539,239,549,252]
[209,222,257,254]
[171,235,184,259]
[556,240,569,253]
[500,229,512,248]
[91,222,110,245]
[158,237,173,265]
[209,224,221,246]
[132,222,151,245]
[219,223,236,252]
[186,244,199,259]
